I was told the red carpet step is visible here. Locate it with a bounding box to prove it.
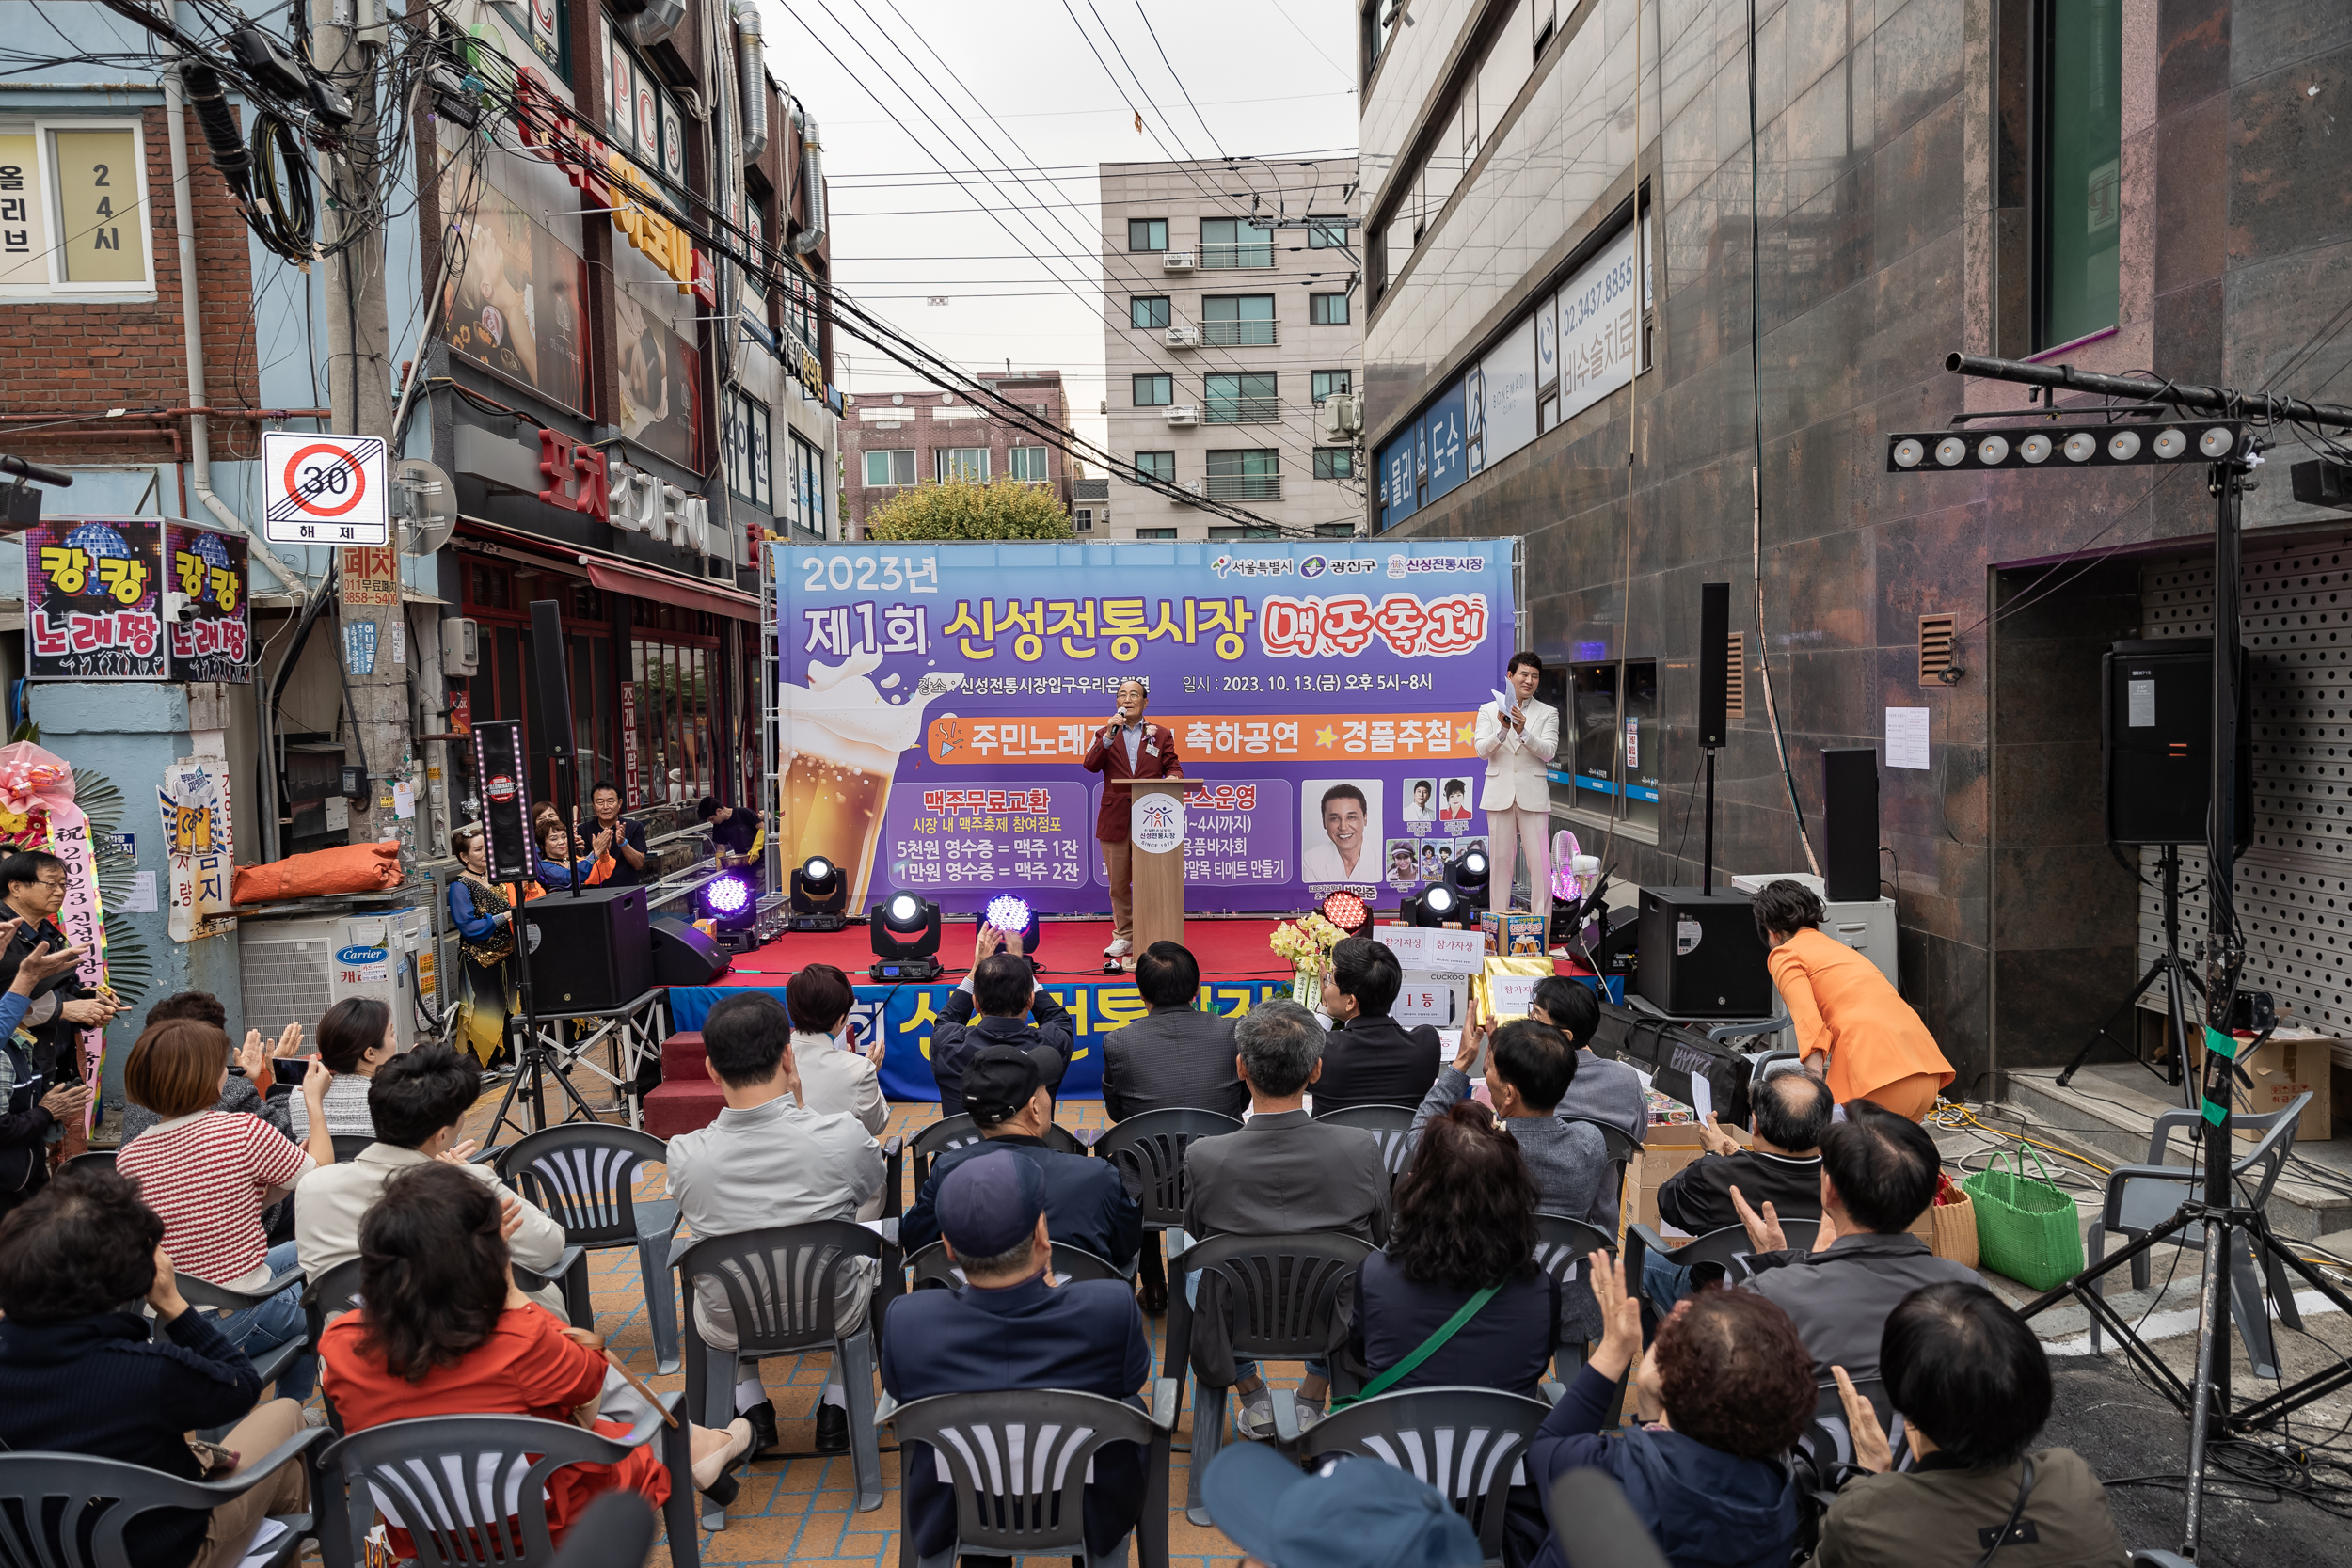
[643,1031,723,1138]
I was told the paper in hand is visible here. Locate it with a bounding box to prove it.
[1492,687,1522,720]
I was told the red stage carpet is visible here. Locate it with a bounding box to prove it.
[713,917,1296,984]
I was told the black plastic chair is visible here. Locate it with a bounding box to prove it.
[673,1220,898,1526]
[316,1393,700,1568]
[546,1490,660,1568]
[64,1149,115,1173]
[910,1113,1085,1191]
[880,1384,1177,1568]
[1303,1386,1554,1567]
[1533,1212,1616,1378]
[903,1239,1124,1292]
[494,1124,684,1373]
[1164,1230,1379,1524]
[1315,1103,1419,1182]
[0,1425,328,1568]
[1794,1375,1910,1482]
[1623,1216,1819,1297]
[177,1264,310,1395]
[1093,1107,1243,1233]
[1563,1115,1642,1228]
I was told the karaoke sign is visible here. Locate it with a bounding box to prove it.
[774,542,1518,917]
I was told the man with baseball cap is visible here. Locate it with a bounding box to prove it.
[899,1045,1140,1271]
[881,1151,1154,1565]
[1204,1444,1481,1568]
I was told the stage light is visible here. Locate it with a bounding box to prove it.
[869,890,944,980]
[1407,883,1465,927]
[1446,847,1491,911]
[979,894,1041,958]
[2108,430,2141,461]
[1934,436,1966,467]
[1320,889,1370,936]
[2154,429,2188,459]
[1886,421,2243,473]
[2201,425,2235,457]
[788,855,850,931]
[1892,437,1923,468]
[699,870,757,936]
[1977,436,2009,465]
[2020,434,2052,463]
[2064,433,2097,462]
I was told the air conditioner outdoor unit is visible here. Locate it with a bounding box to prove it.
[236,905,436,1052]
[1162,250,1195,272]
[1165,325,1199,348]
[1165,404,1200,427]
[1317,393,1363,441]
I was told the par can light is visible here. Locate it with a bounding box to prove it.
[2201,426,2236,457]
[1889,420,2242,473]
[1934,436,1967,467]
[2153,429,2188,459]
[1320,888,1370,935]
[1893,437,1924,468]
[2108,431,2141,461]
[2020,434,2053,464]
[2064,433,2098,462]
[1977,436,2010,465]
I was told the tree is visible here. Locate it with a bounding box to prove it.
[862,478,1073,541]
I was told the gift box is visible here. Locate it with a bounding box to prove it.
[1480,910,1549,957]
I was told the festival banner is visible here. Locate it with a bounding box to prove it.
[774,541,1518,916]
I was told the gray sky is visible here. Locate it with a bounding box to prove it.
[757,0,1360,455]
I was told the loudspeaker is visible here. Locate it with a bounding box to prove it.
[2104,639,2253,848]
[528,598,575,761]
[521,886,650,1008]
[1821,748,1879,903]
[470,720,534,881]
[650,914,730,984]
[1632,887,1773,1017]
[1698,581,1731,749]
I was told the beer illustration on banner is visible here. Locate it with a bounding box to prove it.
[780,646,964,908]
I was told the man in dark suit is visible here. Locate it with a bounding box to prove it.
[1081,677,1184,965]
[900,1046,1141,1270]
[1312,936,1442,1116]
[929,928,1074,1118]
[1103,940,1245,1312]
[880,1152,1154,1567]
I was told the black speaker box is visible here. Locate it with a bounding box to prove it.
[1633,887,1773,1017]
[522,886,650,1009]
[649,913,730,985]
[1821,748,1879,902]
[1698,581,1731,748]
[2103,639,2252,848]
[528,598,576,760]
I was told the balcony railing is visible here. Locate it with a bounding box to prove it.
[1199,242,1275,269]
[1203,396,1281,424]
[1200,319,1277,347]
[1203,473,1281,500]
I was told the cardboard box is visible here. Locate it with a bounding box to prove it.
[1481,910,1549,957]
[2190,1030,2335,1142]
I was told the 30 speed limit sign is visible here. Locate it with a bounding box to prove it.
[260,432,389,546]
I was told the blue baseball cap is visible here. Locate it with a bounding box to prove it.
[1202,1446,1482,1568]
[934,1148,1046,1259]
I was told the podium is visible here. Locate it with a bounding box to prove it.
[1110,777,1187,962]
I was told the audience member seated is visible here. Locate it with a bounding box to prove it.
[1818,1282,2126,1568]
[882,1152,1154,1567]
[783,962,889,1145]
[0,1166,312,1568]
[1184,999,1391,1436]
[1204,1444,1483,1568]
[0,931,96,1226]
[116,1018,334,1399]
[291,997,398,1142]
[295,1044,573,1318]
[929,926,1073,1117]
[318,1161,753,1552]
[1104,939,1247,1313]
[1531,1257,1811,1568]
[1313,937,1443,1116]
[1646,1069,1833,1309]
[903,1045,1140,1269]
[667,990,884,1457]
[1530,976,1648,1145]
[120,993,301,1148]
[1409,1016,1608,1244]
[1733,1102,1976,1383]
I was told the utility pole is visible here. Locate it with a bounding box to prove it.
[312,8,415,860]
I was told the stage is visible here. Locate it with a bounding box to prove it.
[667,917,1306,1101]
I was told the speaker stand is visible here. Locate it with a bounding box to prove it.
[2057,842,2197,1101]
[1699,745,1717,895]
[482,912,601,1147]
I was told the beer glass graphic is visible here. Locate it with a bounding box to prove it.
[780,650,961,907]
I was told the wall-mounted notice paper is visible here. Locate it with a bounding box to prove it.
[1885,706,1931,770]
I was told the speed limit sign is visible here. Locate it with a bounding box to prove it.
[260,432,389,546]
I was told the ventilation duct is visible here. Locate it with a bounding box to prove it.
[623,0,684,50]
[734,2,768,160]
[792,113,826,254]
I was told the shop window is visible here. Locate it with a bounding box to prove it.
[0,120,155,296]
[2037,0,2122,349]
[1560,660,1660,832]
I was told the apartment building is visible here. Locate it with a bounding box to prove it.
[1099,158,1363,542]
[840,372,1073,537]
[1072,476,1109,536]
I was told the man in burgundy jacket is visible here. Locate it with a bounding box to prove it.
[1082,678,1184,964]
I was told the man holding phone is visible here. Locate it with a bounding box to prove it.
[1081,678,1184,965]
[928,926,1074,1117]
[0,927,103,1224]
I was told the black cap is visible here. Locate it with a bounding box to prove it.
[961,1045,1045,1126]
[936,1149,1048,1258]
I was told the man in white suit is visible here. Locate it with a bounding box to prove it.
[1472,650,1560,921]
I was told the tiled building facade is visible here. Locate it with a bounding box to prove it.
[840,372,1073,537]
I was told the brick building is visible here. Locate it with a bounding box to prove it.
[840,371,1073,537]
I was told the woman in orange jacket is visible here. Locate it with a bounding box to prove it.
[1756,880,1953,1120]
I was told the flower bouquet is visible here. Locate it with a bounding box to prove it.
[1269,911,1349,1008]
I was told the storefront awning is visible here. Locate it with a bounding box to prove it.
[582,557,760,623]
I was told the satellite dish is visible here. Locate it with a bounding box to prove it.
[394,458,458,555]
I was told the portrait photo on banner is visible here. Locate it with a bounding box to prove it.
[1300,778,1382,888]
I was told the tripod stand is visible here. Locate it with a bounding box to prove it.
[480,907,602,1145]
[2058,843,2200,1101]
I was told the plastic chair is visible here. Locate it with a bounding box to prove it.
[1303,1386,1553,1567]
[177,1263,310,1394]
[1794,1375,1909,1481]
[879,1384,1177,1568]
[1092,1107,1243,1235]
[1533,1212,1614,1378]
[546,1490,660,1568]
[1316,1103,1419,1182]
[2086,1092,2312,1378]
[64,1149,115,1173]
[903,1239,1123,1291]
[1164,1230,1379,1525]
[316,1393,701,1568]
[1622,1217,1820,1297]
[494,1124,684,1373]
[673,1220,898,1526]
[0,1426,329,1568]
[910,1114,1085,1191]
[328,1134,373,1164]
